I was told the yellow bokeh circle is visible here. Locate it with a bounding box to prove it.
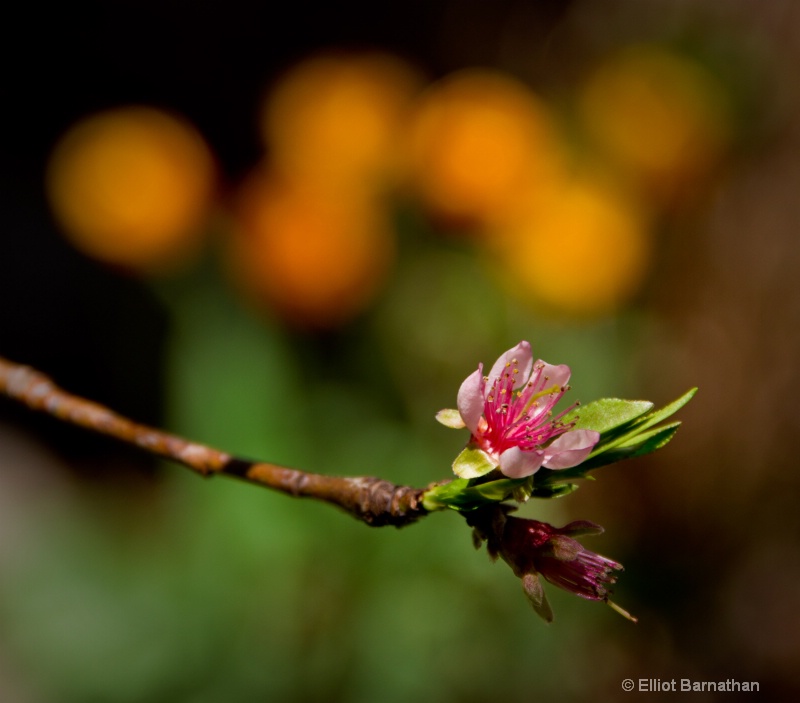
[46,106,216,271]
[492,174,652,317]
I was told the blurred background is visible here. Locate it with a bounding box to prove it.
[1,0,799,701]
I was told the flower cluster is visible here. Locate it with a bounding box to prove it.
[438,341,637,622]
[433,341,696,621]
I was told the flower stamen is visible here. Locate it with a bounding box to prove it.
[522,384,563,413]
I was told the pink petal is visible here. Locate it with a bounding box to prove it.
[499,446,545,478]
[457,365,485,435]
[487,341,533,393]
[542,430,600,470]
[535,361,571,390]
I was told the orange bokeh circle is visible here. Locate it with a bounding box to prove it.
[46,106,216,271]
[231,170,395,328]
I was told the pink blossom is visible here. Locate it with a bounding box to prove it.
[445,341,599,479]
[501,517,623,602]
[467,506,634,622]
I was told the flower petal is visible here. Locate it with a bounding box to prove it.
[499,446,544,478]
[542,429,600,469]
[488,341,533,393]
[535,361,571,389]
[435,408,466,428]
[452,445,497,479]
[457,365,485,434]
[559,520,604,537]
[522,572,554,623]
[548,534,582,561]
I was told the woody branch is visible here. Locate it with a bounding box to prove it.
[0,357,427,528]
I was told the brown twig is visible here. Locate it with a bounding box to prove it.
[0,357,428,527]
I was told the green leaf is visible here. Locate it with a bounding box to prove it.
[421,476,524,511]
[627,387,696,433]
[616,422,682,450]
[587,387,696,460]
[468,478,525,501]
[452,446,496,479]
[534,388,696,486]
[421,478,472,510]
[564,398,653,435]
[422,471,579,511]
[574,422,682,472]
[529,482,579,499]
